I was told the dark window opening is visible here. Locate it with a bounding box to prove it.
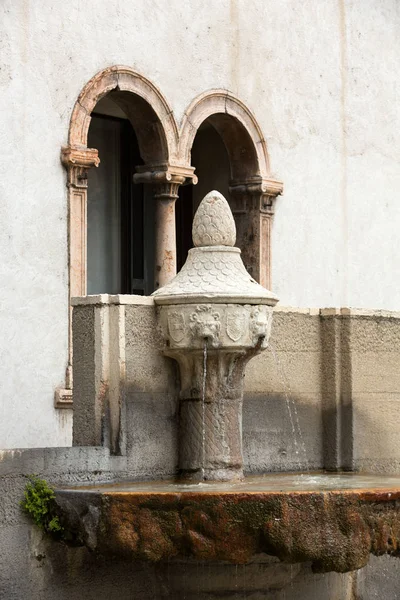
[175,119,231,268]
[87,107,155,295]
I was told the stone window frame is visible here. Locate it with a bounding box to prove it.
[55,66,282,408]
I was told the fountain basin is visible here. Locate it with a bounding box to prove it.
[55,472,400,573]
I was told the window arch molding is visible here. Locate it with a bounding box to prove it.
[57,70,282,407]
[67,65,180,162]
[179,89,270,180]
[179,90,283,289]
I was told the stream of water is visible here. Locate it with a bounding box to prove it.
[201,340,208,480]
[269,344,309,471]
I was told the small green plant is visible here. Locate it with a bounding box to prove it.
[21,476,63,535]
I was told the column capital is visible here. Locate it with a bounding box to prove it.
[61,145,100,188]
[229,176,283,214]
[133,162,198,188]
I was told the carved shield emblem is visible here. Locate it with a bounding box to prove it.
[226,309,245,342]
[168,312,185,342]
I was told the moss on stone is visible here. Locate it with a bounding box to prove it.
[21,476,63,536]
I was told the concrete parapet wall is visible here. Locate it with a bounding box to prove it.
[72,297,400,476]
[72,295,178,478]
[245,308,322,472]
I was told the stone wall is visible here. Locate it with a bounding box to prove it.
[72,297,400,476]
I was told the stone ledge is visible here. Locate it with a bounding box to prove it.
[0,447,110,477]
[71,294,154,306]
[319,307,400,319]
[273,306,320,315]
[54,474,400,573]
[274,306,400,319]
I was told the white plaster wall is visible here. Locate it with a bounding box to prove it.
[0,0,399,447]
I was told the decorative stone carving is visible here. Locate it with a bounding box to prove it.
[226,307,245,342]
[167,311,186,343]
[192,191,236,247]
[189,305,221,346]
[152,193,279,305]
[250,306,273,344]
[153,190,279,482]
[158,303,272,350]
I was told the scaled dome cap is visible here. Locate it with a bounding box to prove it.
[192,191,236,247]
[152,190,279,306]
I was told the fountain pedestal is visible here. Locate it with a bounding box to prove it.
[161,309,268,481]
[153,191,278,481]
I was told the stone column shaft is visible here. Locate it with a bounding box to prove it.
[133,166,196,290]
[180,396,243,481]
[174,350,248,481]
[153,180,182,289]
[230,178,283,289]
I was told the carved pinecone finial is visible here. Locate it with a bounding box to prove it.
[192,190,236,247]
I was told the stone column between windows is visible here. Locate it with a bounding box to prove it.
[55,145,100,407]
[153,175,185,288]
[229,178,283,290]
[134,166,197,290]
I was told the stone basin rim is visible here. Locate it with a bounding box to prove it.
[54,472,400,496]
[56,489,400,501]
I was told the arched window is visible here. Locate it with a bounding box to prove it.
[177,94,283,286]
[57,70,282,407]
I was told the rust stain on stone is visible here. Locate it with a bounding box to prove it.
[56,488,400,573]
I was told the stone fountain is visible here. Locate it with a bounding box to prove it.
[54,190,400,578]
[153,190,278,482]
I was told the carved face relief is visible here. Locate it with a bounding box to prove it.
[190,305,221,344]
[250,307,271,340]
[167,311,186,343]
[226,307,245,342]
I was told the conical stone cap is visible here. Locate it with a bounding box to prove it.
[152,190,279,306]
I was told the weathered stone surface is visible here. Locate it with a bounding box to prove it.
[151,191,278,481]
[192,190,236,247]
[55,481,400,573]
